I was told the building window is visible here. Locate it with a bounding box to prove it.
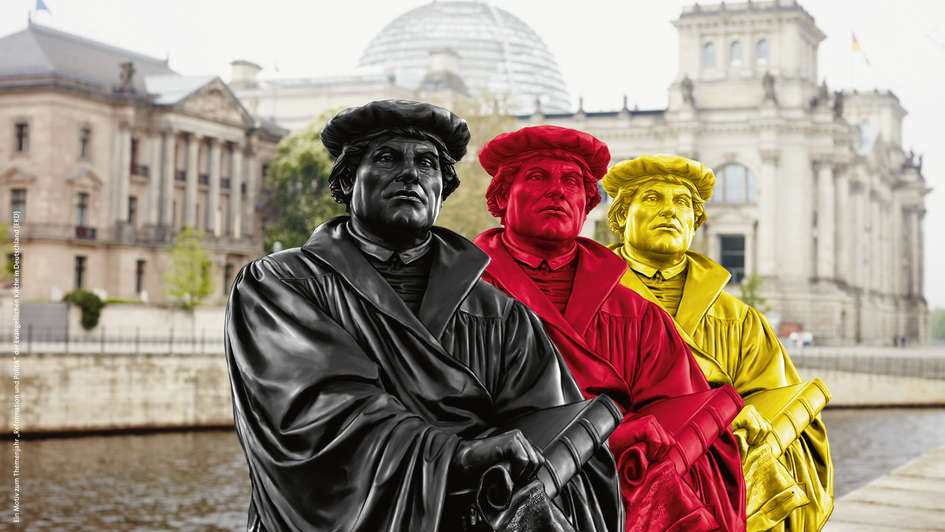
[75,256,87,289]
[224,263,234,293]
[77,192,89,226]
[711,163,757,203]
[130,138,139,172]
[10,188,26,222]
[135,259,146,294]
[756,39,769,65]
[79,127,91,158]
[719,235,745,284]
[14,122,29,153]
[730,40,743,66]
[703,42,716,69]
[128,196,137,225]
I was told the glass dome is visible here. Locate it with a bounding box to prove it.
[358,1,571,114]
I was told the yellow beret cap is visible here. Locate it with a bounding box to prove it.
[602,154,715,203]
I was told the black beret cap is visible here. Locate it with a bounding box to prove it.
[320,99,471,161]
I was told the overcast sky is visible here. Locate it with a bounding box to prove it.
[2,0,942,306]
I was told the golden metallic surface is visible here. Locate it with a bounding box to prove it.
[733,406,809,531]
[602,155,835,531]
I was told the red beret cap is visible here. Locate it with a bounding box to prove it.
[479,125,610,180]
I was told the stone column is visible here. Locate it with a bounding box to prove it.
[229,147,243,238]
[851,182,865,290]
[160,132,175,227]
[815,161,835,280]
[877,199,886,295]
[833,166,850,282]
[757,149,779,277]
[243,154,257,237]
[115,126,131,224]
[909,208,921,296]
[145,133,162,226]
[883,199,896,295]
[870,193,882,292]
[185,134,200,228]
[208,139,222,236]
[917,209,925,297]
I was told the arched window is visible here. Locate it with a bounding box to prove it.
[711,163,757,203]
[756,39,769,65]
[703,42,716,69]
[730,40,743,66]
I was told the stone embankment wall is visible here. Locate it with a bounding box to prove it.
[819,370,945,407]
[3,342,945,433]
[65,303,227,341]
[1,353,233,434]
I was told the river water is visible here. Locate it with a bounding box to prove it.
[3,408,945,530]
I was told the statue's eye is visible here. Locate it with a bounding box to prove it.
[418,157,437,169]
[526,172,543,181]
[563,175,580,186]
[376,152,394,163]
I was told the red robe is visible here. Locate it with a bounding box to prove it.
[475,229,747,532]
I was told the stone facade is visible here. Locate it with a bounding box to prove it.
[226,0,929,345]
[0,23,284,304]
[0,353,233,433]
[521,1,928,344]
[230,60,418,133]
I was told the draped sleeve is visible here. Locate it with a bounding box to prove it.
[631,300,714,406]
[693,302,833,531]
[493,300,572,416]
[733,307,802,395]
[495,301,625,532]
[583,299,747,532]
[737,307,833,531]
[225,258,460,531]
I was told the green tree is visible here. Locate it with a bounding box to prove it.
[435,95,516,239]
[164,226,213,310]
[931,307,945,344]
[594,218,619,247]
[739,273,772,313]
[261,112,345,252]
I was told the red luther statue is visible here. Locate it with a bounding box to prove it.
[474,125,748,532]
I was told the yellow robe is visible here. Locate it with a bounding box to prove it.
[615,249,834,531]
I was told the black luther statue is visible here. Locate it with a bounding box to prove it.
[224,100,621,532]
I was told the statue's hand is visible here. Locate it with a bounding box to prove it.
[450,429,544,486]
[731,404,773,457]
[610,413,675,462]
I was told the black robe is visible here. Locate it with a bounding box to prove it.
[225,217,621,532]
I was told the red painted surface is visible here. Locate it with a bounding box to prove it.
[474,125,747,531]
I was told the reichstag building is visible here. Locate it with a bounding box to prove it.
[230,0,928,345]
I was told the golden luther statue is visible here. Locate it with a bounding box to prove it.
[602,155,833,531]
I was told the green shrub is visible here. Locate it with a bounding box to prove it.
[63,289,106,330]
[104,298,143,305]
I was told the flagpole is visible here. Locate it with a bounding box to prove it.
[850,30,855,89]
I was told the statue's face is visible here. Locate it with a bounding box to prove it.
[624,180,695,259]
[503,157,587,244]
[349,136,443,236]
